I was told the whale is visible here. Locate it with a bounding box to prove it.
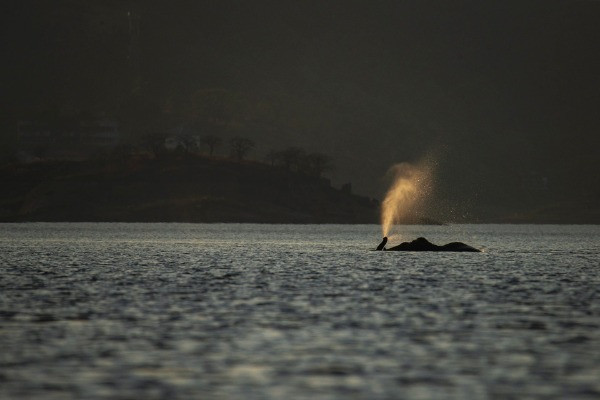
[376,237,480,252]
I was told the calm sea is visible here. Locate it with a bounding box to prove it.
[1,223,599,399]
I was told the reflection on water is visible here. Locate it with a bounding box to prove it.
[1,223,599,399]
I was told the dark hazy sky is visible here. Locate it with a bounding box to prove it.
[3,0,600,218]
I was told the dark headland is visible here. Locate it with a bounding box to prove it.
[0,156,391,223]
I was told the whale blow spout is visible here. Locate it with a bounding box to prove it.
[376,237,388,251]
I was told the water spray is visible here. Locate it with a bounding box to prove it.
[375,157,480,252]
[380,161,433,239]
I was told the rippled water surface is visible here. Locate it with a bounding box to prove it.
[1,223,599,399]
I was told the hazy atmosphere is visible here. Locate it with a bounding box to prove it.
[2,4,600,399]
[2,0,600,222]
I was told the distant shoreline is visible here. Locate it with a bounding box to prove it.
[2,157,597,225]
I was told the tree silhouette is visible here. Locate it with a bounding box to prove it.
[264,149,280,167]
[229,137,255,161]
[279,146,306,171]
[305,152,334,177]
[200,134,222,156]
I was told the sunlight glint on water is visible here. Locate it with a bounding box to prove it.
[1,223,599,399]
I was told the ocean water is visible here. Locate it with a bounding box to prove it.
[1,223,599,400]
